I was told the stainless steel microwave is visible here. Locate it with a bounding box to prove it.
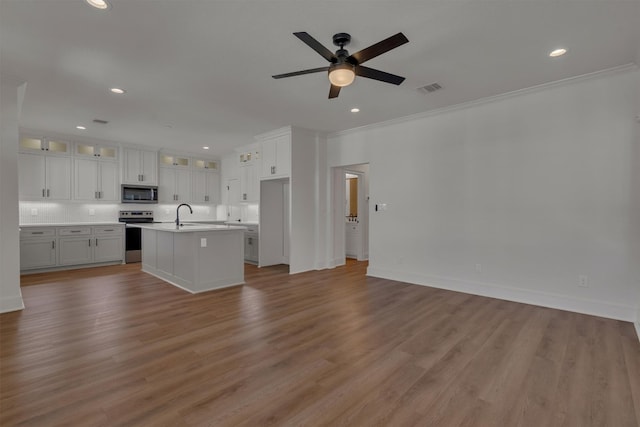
[121,185,158,204]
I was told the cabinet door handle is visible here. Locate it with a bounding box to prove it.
[140,174,144,182]
[205,195,209,202]
[46,189,50,197]
[52,241,55,249]
[88,239,91,246]
[95,191,98,199]
[95,238,98,246]
[99,191,103,199]
[32,231,44,235]
[271,166,276,175]
[42,189,46,197]
[70,230,81,233]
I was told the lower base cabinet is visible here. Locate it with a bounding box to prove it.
[20,225,124,272]
[20,237,57,270]
[244,233,259,263]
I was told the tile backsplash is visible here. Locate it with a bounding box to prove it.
[19,202,260,224]
[19,202,220,224]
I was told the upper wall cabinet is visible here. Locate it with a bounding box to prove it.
[160,153,190,168]
[75,142,118,160]
[236,143,260,203]
[193,159,218,171]
[121,147,158,185]
[20,137,69,155]
[74,158,119,202]
[18,153,72,201]
[259,131,290,180]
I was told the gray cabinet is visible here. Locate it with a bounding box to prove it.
[93,226,124,262]
[20,228,57,270]
[243,225,259,263]
[20,225,124,272]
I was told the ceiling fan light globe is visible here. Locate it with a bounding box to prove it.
[329,66,355,87]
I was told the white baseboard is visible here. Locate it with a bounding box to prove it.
[367,267,636,322]
[0,295,25,314]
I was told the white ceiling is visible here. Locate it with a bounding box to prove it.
[1,0,639,157]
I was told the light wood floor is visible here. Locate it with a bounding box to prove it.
[2,261,639,426]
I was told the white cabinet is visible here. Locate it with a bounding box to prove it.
[75,142,117,160]
[19,228,57,270]
[260,133,290,179]
[122,147,157,185]
[345,222,360,258]
[18,153,71,200]
[20,136,69,154]
[159,168,191,203]
[74,158,119,201]
[192,170,220,204]
[160,153,190,168]
[240,162,259,202]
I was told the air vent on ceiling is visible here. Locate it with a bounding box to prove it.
[92,119,109,124]
[418,83,442,94]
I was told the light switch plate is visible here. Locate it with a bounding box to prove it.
[200,238,207,248]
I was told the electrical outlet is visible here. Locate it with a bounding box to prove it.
[475,263,482,273]
[30,209,38,216]
[88,209,95,216]
[578,275,589,288]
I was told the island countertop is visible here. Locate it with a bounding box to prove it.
[128,223,246,233]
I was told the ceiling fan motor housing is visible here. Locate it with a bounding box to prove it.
[332,33,351,48]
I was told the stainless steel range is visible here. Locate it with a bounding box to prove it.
[119,210,155,263]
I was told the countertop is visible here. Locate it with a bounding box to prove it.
[127,223,247,233]
[19,222,123,227]
[225,221,259,226]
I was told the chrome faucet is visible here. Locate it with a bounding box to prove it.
[176,203,193,228]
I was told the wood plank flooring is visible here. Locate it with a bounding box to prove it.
[1,261,639,426]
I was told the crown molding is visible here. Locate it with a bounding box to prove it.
[329,63,639,139]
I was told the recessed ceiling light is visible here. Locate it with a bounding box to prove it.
[110,87,126,94]
[86,0,110,10]
[350,108,360,113]
[549,48,567,57]
[203,146,210,150]
[76,126,87,130]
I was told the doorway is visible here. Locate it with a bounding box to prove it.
[332,164,369,266]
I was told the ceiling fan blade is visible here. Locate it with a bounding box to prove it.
[356,66,405,85]
[272,66,329,79]
[329,84,341,99]
[293,32,336,63]
[349,32,409,65]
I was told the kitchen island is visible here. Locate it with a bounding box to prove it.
[129,223,246,293]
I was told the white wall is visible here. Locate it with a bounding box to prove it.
[290,127,323,274]
[633,69,640,335]
[0,79,25,313]
[327,67,639,321]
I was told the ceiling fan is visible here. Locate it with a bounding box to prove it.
[272,32,409,99]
